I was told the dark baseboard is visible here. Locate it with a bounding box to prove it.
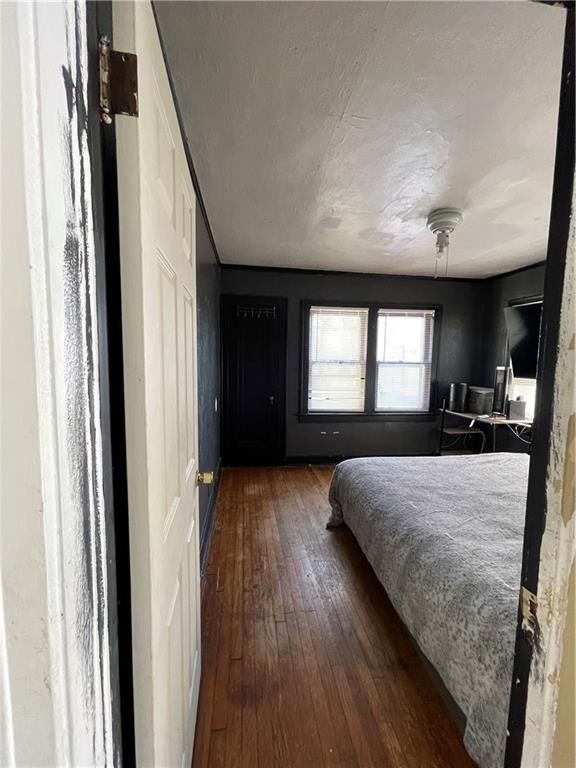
[199,458,222,574]
[285,452,434,464]
[286,455,348,464]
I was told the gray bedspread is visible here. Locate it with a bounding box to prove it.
[327,452,530,768]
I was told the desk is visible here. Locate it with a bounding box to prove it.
[439,409,532,453]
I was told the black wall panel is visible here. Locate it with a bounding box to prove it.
[196,202,221,565]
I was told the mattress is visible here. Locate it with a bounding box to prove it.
[327,452,530,768]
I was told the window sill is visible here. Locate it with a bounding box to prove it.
[297,412,437,423]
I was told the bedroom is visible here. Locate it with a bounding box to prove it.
[149,2,575,767]
[2,1,573,768]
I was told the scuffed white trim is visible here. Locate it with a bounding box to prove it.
[17,3,73,762]
[16,1,116,764]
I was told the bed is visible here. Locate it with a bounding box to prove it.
[327,452,530,768]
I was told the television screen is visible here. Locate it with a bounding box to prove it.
[504,301,542,379]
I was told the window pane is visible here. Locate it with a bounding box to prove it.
[375,310,434,411]
[309,362,366,412]
[377,315,425,362]
[308,307,368,412]
[376,363,428,410]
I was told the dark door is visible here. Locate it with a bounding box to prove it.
[222,295,287,465]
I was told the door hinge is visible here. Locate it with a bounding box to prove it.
[99,35,138,123]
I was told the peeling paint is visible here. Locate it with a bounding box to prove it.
[561,413,575,525]
[523,613,545,683]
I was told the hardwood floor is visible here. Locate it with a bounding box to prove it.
[192,466,475,768]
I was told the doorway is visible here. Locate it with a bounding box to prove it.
[221,295,287,465]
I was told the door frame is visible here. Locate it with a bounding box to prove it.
[84,0,574,763]
[505,3,575,766]
[86,2,136,764]
[4,0,125,762]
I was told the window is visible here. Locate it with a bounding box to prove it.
[308,306,369,412]
[375,309,435,411]
[508,376,537,420]
[303,303,438,417]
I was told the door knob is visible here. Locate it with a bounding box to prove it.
[196,471,214,486]
[269,395,275,405]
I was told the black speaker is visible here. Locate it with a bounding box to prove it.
[492,366,508,414]
[455,383,468,412]
[448,383,457,411]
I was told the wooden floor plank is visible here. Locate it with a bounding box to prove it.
[240,590,258,768]
[253,614,280,767]
[295,609,359,768]
[332,664,378,768]
[192,575,223,768]
[192,466,475,768]
[283,611,324,766]
[224,660,242,768]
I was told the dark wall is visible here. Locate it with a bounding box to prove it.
[479,263,546,386]
[221,267,486,458]
[196,202,221,564]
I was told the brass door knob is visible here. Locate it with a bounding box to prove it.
[196,471,214,486]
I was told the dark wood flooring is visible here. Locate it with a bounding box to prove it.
[192,466,475,768]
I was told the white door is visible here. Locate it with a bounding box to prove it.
[114,2,201,766]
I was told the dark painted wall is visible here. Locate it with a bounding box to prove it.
[221,267,487,458]
[196,202,221,563]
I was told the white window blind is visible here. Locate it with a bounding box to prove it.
[375,309,435,411]
[308,306,369,412]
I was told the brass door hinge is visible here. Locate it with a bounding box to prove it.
[99,35,138,123]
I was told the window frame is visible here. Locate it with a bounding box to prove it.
[299,300,442,422]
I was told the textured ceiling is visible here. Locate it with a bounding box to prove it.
[155,1,565,278]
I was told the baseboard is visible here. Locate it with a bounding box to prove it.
[286,452,435,464]
[286,455,348,464]
[199,458,222,574]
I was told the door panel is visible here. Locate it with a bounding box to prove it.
[114,2,201,765]
[222,295,287,464]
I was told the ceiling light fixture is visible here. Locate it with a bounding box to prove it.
[426,208,463,279]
